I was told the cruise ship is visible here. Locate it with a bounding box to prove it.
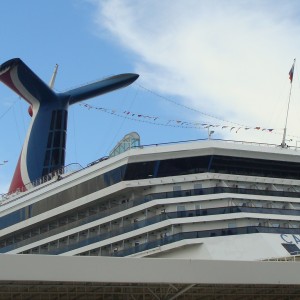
[1,135,300,260]
[1,58,300,262]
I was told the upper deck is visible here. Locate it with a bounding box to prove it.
[1,138,300,211]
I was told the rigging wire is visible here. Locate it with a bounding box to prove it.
[104,88,140,155]
[79,102,284,135]
[17,97,27,137]
[0,99,18,121]
[12,104,22,148]
[135,83,300,140]
[136,84,252,128]
[80,78,300,140]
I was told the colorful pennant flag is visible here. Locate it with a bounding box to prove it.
[79,103,276,135]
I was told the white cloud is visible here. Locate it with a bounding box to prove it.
[92,0,300,145]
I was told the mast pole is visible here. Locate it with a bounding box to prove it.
[49,64,59,89]
[281,58,295,148]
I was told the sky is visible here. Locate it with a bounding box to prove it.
[1,0,300,193]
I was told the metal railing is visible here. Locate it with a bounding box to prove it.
[2,185,300,253]
[0,163,83,203]
[47,209,300,255]
[1,137,299,203]
[132,138,283,150]
[112,226,300,257]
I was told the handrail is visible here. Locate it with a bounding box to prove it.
[47,209,300,255]
[133,138,285,150]
[1,137,299,203]
[0,163,83,203]
[44,225,300,256]
[113,225,300,257]
[2,189,300,254]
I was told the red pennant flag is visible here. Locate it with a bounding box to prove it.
[289,59,295,83]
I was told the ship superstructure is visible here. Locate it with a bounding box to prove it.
[1,139,300,261]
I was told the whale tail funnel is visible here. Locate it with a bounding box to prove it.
[0,58,57,107]
[0,58,139,194]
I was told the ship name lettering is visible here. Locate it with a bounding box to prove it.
[280,234,300,244]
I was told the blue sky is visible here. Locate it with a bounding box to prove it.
[1,0,300,193]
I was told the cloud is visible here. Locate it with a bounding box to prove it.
[92,0,300,145]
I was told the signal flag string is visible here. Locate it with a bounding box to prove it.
[134,83,300,141]
[137,84,250,128]
[79,102,279,134]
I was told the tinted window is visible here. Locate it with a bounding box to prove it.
[124,161,156,180]
[47,132,53,148]
[55,110,62,130]
[50,111,56,130]
[53,132,61,148]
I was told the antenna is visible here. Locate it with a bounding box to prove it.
[49,64,59,89]
[208,127,214,140]
[281,58,296,148]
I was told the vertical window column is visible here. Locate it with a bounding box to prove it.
[43,110,68,176]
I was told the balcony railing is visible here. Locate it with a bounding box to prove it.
[0,163,83,203]
[1,185,300,253]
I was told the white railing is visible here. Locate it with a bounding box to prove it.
[263,253,300,262]
[135,138,300,151]
[0,163,83,204]
[0,138,299,205]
